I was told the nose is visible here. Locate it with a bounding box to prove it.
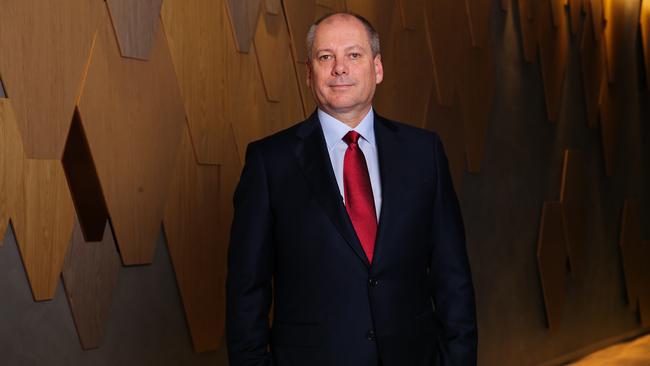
[332,58,348,76]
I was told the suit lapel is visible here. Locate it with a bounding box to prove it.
[372,113,401,269]
[294,112,371,268]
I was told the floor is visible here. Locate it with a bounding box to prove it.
[568,333,650,365]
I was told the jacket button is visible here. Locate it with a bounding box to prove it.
[366,330,376,341]
[368,278,379,287]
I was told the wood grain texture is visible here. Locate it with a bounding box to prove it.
[466,0,493,48]
[163,124,234,352]
[538,0,570,122]
[590,0,604,41]
[283,0,317,63]
[161,0,229,164]
[549,0,565,28]
[501,0,510,11]
[640,240,650,326]
[425,89,466,193]
[12,159,76,301]
[226,0,262,53]
[458,46,494,173]
[559,150,586,277]
[569,0,583,35]
[296,62,317,117]
[537,201,569,331]
[254,8,299,103]
[397,0,420,30]
[517,0,539,63]
[426,0,473,106]
[0,99,24,243]
[371,0,434,127]
[265,0,282,15]
[642,0,650,90]
[62,218,120,350]
[602,0,627,84]
[619,200,642,311]
[106,0,163,60]
[580,4,607,129]
[77,11,185,265]
[599,84,620,177]
[0,0,101,158]
[0,77,5,98]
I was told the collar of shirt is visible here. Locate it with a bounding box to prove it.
[318,108,376,152]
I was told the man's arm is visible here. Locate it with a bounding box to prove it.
[226,142,274,366]
[429,134,478,365]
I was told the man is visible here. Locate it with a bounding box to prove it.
[226,12,477,366]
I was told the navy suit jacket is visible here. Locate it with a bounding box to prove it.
[226,111,477,366]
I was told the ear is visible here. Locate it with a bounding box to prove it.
[373,54,384,84]
[306,61,313,88]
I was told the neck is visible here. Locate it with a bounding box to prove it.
[322,106,372,128]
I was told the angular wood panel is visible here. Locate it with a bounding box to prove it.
[580,4,607,129]
[502,0,510,11]
[517,0,540,63]
[0,0,101,158]
[599,84,620,177]
[0,77,6,98]
[0,99,24,243]
[642,0,650,90]
[559,150,586,277]
[619,200,643,311]
[226,0,263,53]
[642,240,650,326]
[466,0,493,48]
[284,0,317,63]
[425,0,473,106]
[537,201,569,330]
[398,0,421,30]
[538,0,570,122]
[161,0,229,164]
[77,11,186,265]
[590,0,604,41]
[265,0,282,15]
[549,0,565,28]
[569,0,583,35]
[296,62,317,116]
[106,0,163,60]
[254,8,298,103]
[603,0,627,84]
[62,219,120,349]
[12,159,76,301]
[164,125,241,352]
[373,0,434,127]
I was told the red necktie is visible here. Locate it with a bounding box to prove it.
[343,131,377,263]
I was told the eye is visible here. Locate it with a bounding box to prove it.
[318,54,333,61]
[350,52,362,59]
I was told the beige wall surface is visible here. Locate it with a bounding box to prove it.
[0,0,649,365]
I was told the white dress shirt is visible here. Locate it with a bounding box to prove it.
[318,108,382,220]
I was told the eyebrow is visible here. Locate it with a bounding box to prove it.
[315,45,366,54]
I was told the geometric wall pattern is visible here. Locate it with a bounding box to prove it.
[0,0,647,362]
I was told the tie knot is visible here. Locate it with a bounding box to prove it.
[343,130,361,146]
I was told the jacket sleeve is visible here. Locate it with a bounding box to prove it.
[429,134,478,366]
[226,142,274,366]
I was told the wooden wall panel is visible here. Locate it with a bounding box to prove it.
[296,62,317,116]
[549,0,565,28]
[0,99,24,243]
[599,85,619,177]
[619,200,643,311]
[62,219,120,350]
[372,0,434,127]
[0,0,101,158]
[538,0,570,122]
[590,0,604,41]
[466,0,492,48]
[161,0,229,164]
[502,0,510,11]
[106,0,163,60]
[559,150,586,276]
[284,0,317,63]
[265,0,282,15]
[642,0,650,90]
[163,126,224,352]
[226,0,262,53]
[397,0,421,30]
[537,201,569,330]
[580,4,607,129]
[0,77,6,98]
[13,159,76,301]
[569,0,583,35]
[254,9,298,103]
[77,11,185,265]
[425,0,473,106]
[517,0,540,63]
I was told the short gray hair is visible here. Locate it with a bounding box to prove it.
[305,12,381,62]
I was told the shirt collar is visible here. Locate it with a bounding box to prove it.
[318,107,376,151]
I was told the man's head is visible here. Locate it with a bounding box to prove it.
[305,13,383,126]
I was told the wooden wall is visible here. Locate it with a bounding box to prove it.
[0,0,649,364]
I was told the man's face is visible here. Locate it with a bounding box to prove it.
[307,15,383,119]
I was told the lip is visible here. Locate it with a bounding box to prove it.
[330,84,354,88]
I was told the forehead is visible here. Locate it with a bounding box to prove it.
[313,15,370,49]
